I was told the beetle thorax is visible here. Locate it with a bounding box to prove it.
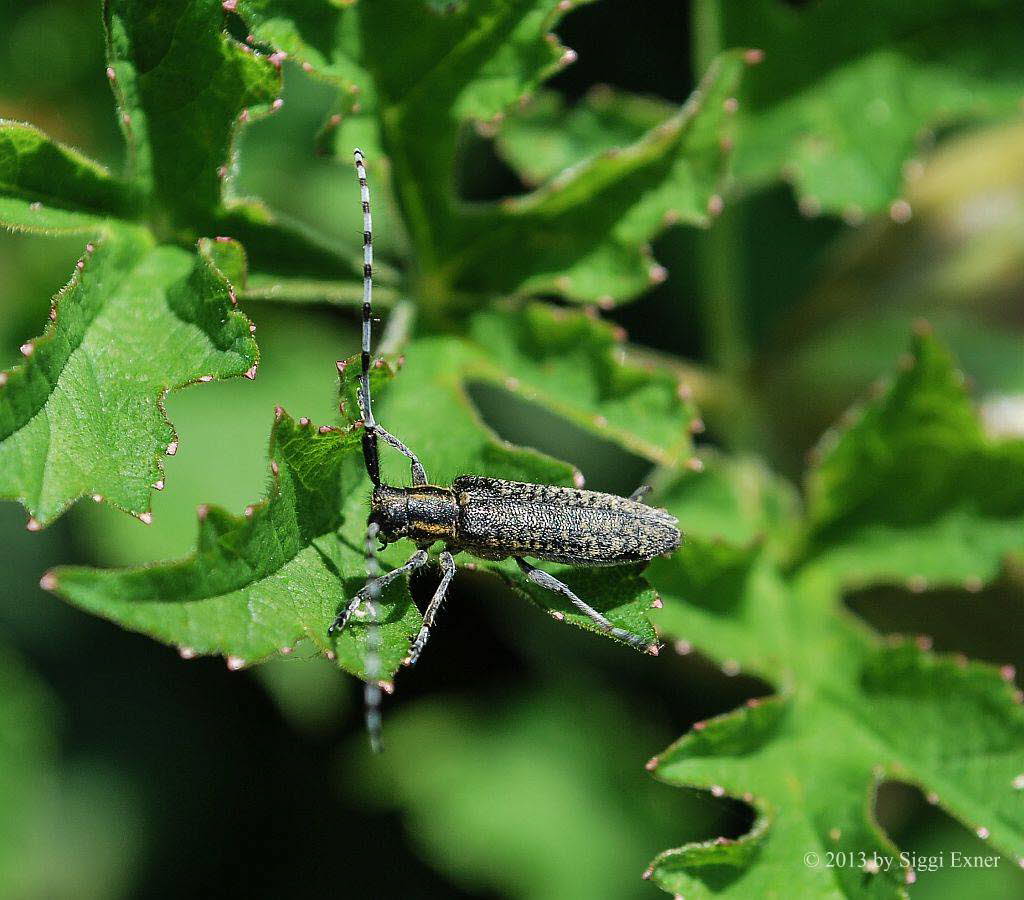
[371,484,458,546]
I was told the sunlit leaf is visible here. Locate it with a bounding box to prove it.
[50,411,423,677]
[0,227,257,526]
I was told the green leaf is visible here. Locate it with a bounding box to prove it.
[0,120,130,232]
[648,634,1024,897]
[804,329,1024,587]
[648,555,1024,896]
[238,0,587,289]
[234,0,359,89]
[1,1,363,527]
[469,302,700,467]
[106,1,361,282]
[455,51,746,304]
[0,226,258,527]
[494,86,676,187]
[49,410,420,677]
[365,302,700,481]
[722,0,1024,217]
[241,1,747,308]
[645,334,1024,894]
[104,0,279,228]
[70,302,355,567]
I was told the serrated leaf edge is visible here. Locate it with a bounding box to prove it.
[1,229,259,528]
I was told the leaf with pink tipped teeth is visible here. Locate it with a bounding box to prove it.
[466,302,699,468]
[348,299,700,481]
[48,404,655,674]
[644,334,1024,896]
[104,0,278,227]
[54,298,684,674]
[720,0,1024,217]
[455,50,744,303]
[103,0,362,283]
[0,226,257,527]
[49,412,424,678]
[646,639,1024,898]
[1,1,374,528]
[648,540,1024,896]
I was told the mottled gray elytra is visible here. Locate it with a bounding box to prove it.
[333,149,682,750]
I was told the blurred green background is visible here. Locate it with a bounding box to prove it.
[2,1,1023,898]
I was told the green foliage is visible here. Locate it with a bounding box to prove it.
[648,640,1024,898]
[646,334,1024,895]
[5,2,1024,897]
[105,0,276,227]
[495,87,676,187]
[0,122,129,230]
[51,411,426,678]
[0,0,360,526]
[721,0,1024,217]
[804,329,1024,586]
[0,228,257,526]
[239,0,748,307]
[494,1,1024,221]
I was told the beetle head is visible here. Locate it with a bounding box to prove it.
[370,485,409,541]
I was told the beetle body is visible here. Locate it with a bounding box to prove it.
[373,478,679,564]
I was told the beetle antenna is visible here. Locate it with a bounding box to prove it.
[362,521,384,753]
[354,148,381,487]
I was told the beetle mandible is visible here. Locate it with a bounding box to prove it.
[331,150,682,737]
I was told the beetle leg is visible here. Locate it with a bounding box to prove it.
[628,484,652,502]
[369,424,428,486]
[329,549,429,635]
[514,557,659,655]
[403,550,456,667]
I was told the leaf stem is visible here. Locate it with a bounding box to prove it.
[697,206,749,377]
[692,0,753,445]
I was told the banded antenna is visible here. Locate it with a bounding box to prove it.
[354,148,384,751]
[354,148,381,488]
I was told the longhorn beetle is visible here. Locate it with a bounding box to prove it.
[332,149,682,749]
